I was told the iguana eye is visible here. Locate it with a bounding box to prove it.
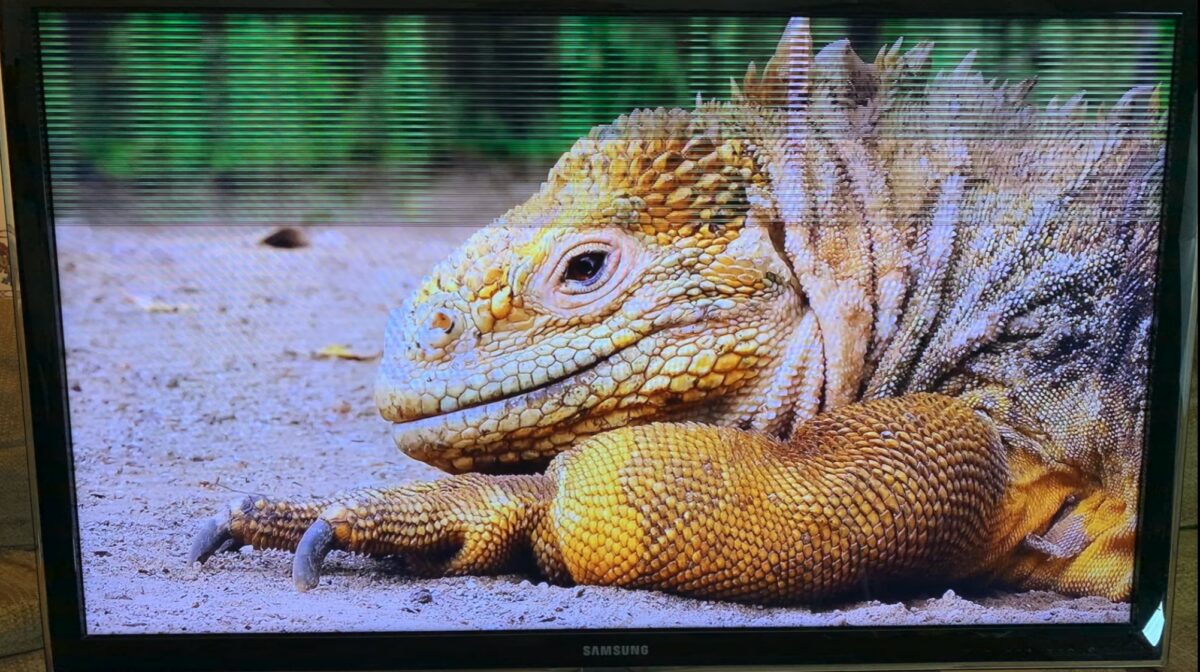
[540,236,633,310]
[564,251,607,284]
[559,247,613,293]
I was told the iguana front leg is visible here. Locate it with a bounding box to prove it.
[193,393,1007,602]
[190,476,562,591]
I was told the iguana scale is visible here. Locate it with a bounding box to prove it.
[192,19,1164,604]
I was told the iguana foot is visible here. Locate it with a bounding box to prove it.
[190,493,329,564]
[191,476,559,591]
[1004,489,1136,600]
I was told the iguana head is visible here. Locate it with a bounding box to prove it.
[377,21,834,473]
[375,104,821,472]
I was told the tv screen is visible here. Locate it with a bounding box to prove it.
[5,2,1195,669]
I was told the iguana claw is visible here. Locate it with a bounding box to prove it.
[190,515,236,565]
[292,519,335,592]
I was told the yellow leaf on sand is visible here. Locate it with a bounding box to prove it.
[129,295,191,313]
[313,344,381,361]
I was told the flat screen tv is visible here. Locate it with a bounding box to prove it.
[3,0,1196,670]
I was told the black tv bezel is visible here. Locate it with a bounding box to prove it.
[2,1,1195,670]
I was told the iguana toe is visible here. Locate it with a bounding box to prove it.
[189,515,235,565]
[292,519,335,592]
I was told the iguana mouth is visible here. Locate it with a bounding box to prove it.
[388,353,607,457]
[382,296,790,473]
[383,332,652,472]
[382,314,730,473]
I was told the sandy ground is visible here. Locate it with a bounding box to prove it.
[56,184,1131,635]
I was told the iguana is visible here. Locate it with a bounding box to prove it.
[191,19,1165,605]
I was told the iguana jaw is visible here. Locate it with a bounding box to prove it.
[386,340,626,472]
[379,289,804,473]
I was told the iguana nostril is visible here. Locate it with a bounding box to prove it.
[418,307,463,349]
[430,311,454,334]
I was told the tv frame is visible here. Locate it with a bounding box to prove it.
[2,1,1196,670]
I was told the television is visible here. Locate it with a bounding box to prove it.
[2,0,1196,669]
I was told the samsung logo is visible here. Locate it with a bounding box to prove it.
[582,645,650,657]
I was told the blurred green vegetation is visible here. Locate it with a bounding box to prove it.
[38,13,1175,183]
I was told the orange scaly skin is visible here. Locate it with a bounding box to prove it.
[192,19,1163,604]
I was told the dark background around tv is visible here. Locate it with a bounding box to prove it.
[1,10,1197,672]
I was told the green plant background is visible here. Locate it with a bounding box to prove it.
[37,14,1176,222]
